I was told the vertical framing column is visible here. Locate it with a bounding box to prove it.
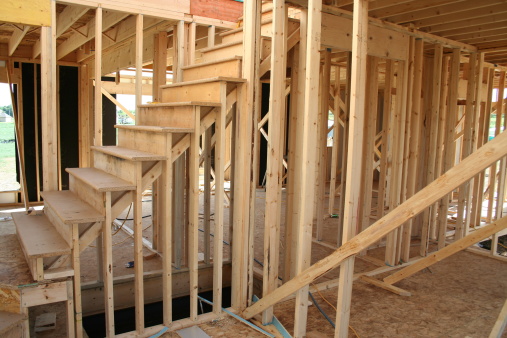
[40,0,58,191]
[292,0,321,334]
[94,7,103,147]
[335,0,368,336]
[262,0,287,324]
[316,50,331,241]
[162,135,173,326]
[188,106,200,321]
[401,39,424,261]
[213,83,227,313]
[422,44,444,254]
[134,14,145,335]
[232,0,259,311]
[438,48,461,245]
[455,53,477,239]
[102,192,114,337]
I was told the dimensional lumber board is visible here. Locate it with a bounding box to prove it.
[41,190,104,225]
[12,212,71,258]
[66,168,136,192]
[321,12,409,61]
[0,0,51,26]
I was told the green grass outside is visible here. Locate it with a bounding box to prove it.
[0,122,15,159]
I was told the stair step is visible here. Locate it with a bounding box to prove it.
[91,146,167,161]
[12,212,71,258]
[66,168,136,192]
[182,56,242,82]
[198,40,243,63]
[0,311,26,335]
[136,103,218,129]
[160,77,245,103]
[44,267,75,280]
[41,190,105,225]
[115,124,194,134]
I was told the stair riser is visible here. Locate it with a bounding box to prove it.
[137,105,197,129]
[117,129,171,157]
[183,59,242,82]
[161,82,223,103]
[69,176,106,214]
[200,43,243,63]
[93,151,137,185]
[44,207,72,246]
[221,31,243,44]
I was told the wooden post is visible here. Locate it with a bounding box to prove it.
[188,107,200,321]
[103,193,114,337]
[455,53,477,239]
[94,7,103,146]
[232,0,259,311]
[328,66,341,217]
[40,0,58,191]
[335,0,368,336]
[360,56,378,234]
[293,0,322,333]
[316,50,331,241]
[213,83,227,314]
[437,48,461,248]
[203,130,212,264]
[162,135,173,326]
[420,44,443,254]
[262,0,287,323]
[435,55,451,249]
[401,39,424,261]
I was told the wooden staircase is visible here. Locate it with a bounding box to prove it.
[4,5,300,336]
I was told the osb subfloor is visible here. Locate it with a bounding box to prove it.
[2,188,507,337]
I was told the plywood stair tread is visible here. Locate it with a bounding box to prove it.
[199,40,242,53]
[66,167,136,192]
[41,190,105,225]
[91,145,167,161]
[160,76,246,89]
[138,101,221,108]
[115,124,194,133]
[12,212,71,258]
[181,56,242,70]
[0,311,26,335]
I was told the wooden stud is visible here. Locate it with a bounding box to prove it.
[316,50,331,241]
[40,0,58,191]
[262,0,287,324]
[437,48,461,253]
[135,15,144,108]
[335,0,368,334]
[455,53,477,239]
[213,83,227,314]
[203,129,212,265]
[188,106,200,321]
[72,223,83,338]
[94,7,103,147]
[103,192,114,337]
[421,44,444,256]
[134,162,144,334]
[232,0,259,312]
[402,39,424,260]
[162,134,173,326]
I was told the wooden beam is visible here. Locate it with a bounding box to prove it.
[0,0,50,26]
[241,128,507,320]
[335,0,368,336]
[384,216,507,285]
[8,26,29,57]
[33,4,89,59]
[56,10,129,60]
[40,0,58,191]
